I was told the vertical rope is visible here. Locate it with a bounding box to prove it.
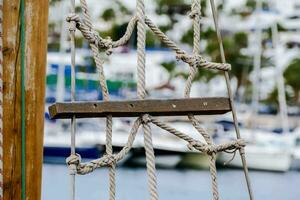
[0,0,3,198]
[136,0,146,100]
[136,0,158,199]
[209,0,253,199]
[142,116,159,200]
[68,0,76,199]
[188,1,219,199]
[20,0,26,199]
[61,1,251,200]
[79,1,116,199]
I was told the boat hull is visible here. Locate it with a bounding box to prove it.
[43,146,102,164]
[217,150,292,172]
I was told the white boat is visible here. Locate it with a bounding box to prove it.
[44,117,142,164]
[217,129,293,172]
[217,2,295,173]
[291,128,300,169]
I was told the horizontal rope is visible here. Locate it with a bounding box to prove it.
[66,13,138,54]
[176,53,231,71]
[66,116,245,175]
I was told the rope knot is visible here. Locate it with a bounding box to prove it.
[66,13,80,23]
[223,139,246,165]
[205,145,217,155]
[176,53,206,68]
[189,2,202,19]
[103,154,117,166]
[142,114,151,124]
[88,33,113,55]
[235,139,246,149]
[66,13,80,32]
[66,153,81,175]
[101,37,113,55]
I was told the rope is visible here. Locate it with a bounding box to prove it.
[136,0,159,199]
[0,0,3,198]
[20,0,26,199]
[79,0,116,199]
[68,0,77,199]
[63,0,252,199]
[209,0,253,199]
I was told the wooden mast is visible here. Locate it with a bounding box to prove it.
[3,0,48,199]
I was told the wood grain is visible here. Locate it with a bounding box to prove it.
[49,98,232,119]
[3,0,48,199]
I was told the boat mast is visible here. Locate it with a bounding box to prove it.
[271,8,290,134]
[250,0,263,128]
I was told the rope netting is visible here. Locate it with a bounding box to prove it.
[65,0,253,199]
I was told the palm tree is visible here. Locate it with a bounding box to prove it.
[284,59,300,104]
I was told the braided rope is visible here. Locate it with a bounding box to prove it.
[79,1,116,199]
[142,116,159,200]
[64,0,252,200]
[137,0,159,199]
[68,0,77,199]
[67,116,245,174]
[186,2,219,198]
[209,0,253,199]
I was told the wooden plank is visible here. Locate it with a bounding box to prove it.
[3,0,48,199]
[49,98,231,119]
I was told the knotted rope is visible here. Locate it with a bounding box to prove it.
[65,0,253,200]
[209,0,253,199]
[68,0,76,199]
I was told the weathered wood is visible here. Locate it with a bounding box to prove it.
[49,98,231,119]
[3,0,48,200]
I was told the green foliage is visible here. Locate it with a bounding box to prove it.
[48,42,60,51]
[156,0,189,15]
[102,8,116,21]
[180,28,193,46]
[161,61,176,72]
[245,0,269,11]
[116,1,131,15]
[284,59,300,103]
[264,87,292,108]
[205,31,252,91]
[160,61,217,84]
[50,0,61,6]
[175,68,217,83]
[146,31,160,48]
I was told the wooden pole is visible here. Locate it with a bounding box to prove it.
[3,0,48,199]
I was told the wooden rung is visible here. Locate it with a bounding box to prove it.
[48,97,231,119]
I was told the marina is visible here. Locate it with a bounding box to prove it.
[2,0,300,199]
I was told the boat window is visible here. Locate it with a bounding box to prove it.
[295,138,300,146]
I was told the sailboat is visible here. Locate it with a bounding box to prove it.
[217,3,293,172]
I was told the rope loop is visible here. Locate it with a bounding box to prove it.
[177,53,231,71]
[67,13,77,33]
[102,153,117,167]
[205,145,217,155]
[66,13,113,55]
[189,2,201,19]
[223,140,246,165]
[66,13,80,24]
[66,153,81,175]
[142,114,151,124]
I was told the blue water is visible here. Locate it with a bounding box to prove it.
[42,164,300,200]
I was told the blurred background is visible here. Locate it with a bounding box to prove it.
[43,0,300,199]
